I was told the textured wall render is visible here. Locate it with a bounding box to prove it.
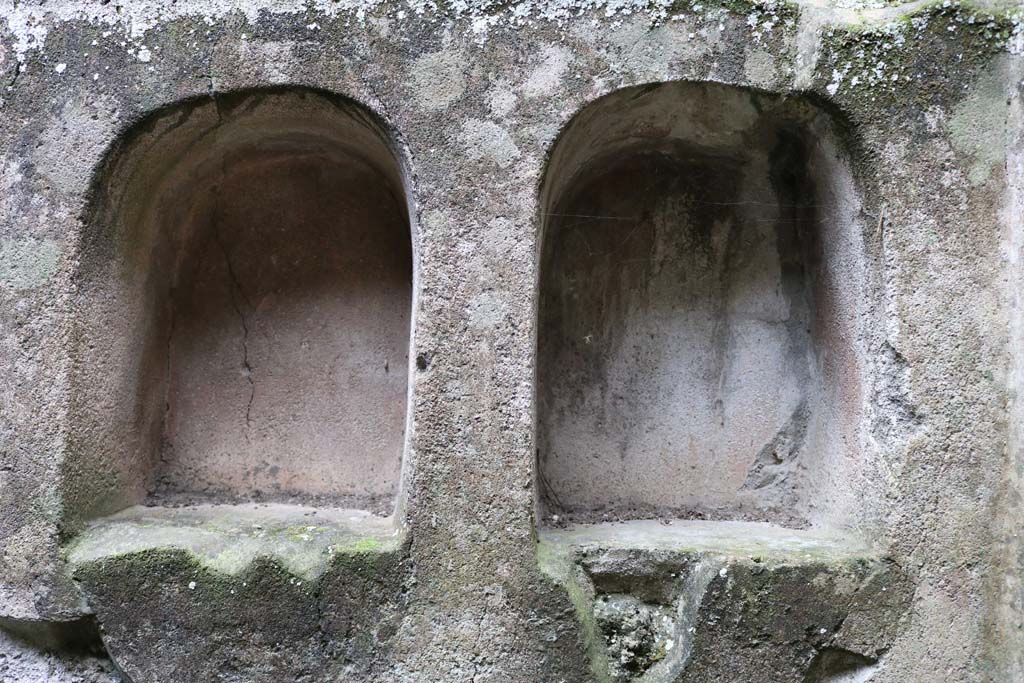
[0,0,1021,681]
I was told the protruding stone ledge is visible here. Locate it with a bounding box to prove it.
[66,503,403,581]
[538,520,912,682]
[63,504,409,681]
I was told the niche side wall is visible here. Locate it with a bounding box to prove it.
[536,82,870,530]
[65,89,415,530]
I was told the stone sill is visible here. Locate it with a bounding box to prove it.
[65,503,402,582]
[537,518,874,566]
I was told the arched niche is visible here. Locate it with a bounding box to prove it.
[536,82,869,530]
[66,88,416,530]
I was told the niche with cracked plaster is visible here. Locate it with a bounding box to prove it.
[536,82,868,528]
[70,89,413,523]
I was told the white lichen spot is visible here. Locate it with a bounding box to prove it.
[522,45,573,98]
[419,208,449,236]
[467,291,508,329]
[607,16,687,79]
[826,68,843,96]
[227,39,297,85]
[487,78,518,118]
[948,68,1009,186]
[743,48,777,88]
[0,237,61,291]
[410,47,466,111]
[136,46,152,63]
[35,95,118,195]
[461,119,521,169]
[188,581,196,590]
[54,63,66,74]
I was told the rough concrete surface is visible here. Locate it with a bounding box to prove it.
[0,0,1021,681]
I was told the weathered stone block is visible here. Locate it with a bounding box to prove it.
[540,520,912,682]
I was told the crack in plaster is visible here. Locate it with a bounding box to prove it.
[211,210,256,436]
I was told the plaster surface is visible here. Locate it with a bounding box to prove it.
[157,134,411,509]
[0,0,1020,681]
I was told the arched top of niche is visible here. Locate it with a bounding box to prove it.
[65,86,418,536]
[534,79,879,534]
[78,86,419,283]
[537,80,867,237]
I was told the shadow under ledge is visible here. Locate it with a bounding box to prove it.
[537,519,913,683]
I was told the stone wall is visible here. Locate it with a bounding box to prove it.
[0,0,1021,681]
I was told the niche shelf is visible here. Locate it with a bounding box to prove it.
[67,503,401,581]
[536,82,869,531]
[67,89,415,535]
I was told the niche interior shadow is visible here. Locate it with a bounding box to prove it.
[536,82,868,530]
[67,88,415,529]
